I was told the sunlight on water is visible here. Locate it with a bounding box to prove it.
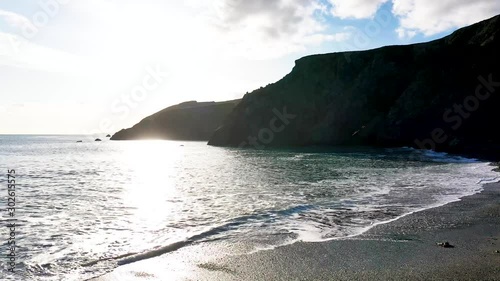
[122,141,184,228]
[0,136,497,280]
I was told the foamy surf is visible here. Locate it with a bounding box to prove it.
[88,158,498,267]
[287,150,498,243]
[50,156,500,275]
[3,137,499,281]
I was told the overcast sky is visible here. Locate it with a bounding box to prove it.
[1,0,499,134]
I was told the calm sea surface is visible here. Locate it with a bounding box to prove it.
[0,135,497,280]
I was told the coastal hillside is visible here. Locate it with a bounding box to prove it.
[208,15,500,159]
[111,100,240,141]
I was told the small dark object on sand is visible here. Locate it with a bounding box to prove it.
[495,250,500,254]
[437,242,454,248]
[95,138,102,142]
[76,140,82,143]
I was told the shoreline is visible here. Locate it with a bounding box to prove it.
[215,181,500,281]
[93,179,500,281]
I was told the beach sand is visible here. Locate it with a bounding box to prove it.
[93,182,500,281]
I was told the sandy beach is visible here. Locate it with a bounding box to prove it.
[93,180,500,281]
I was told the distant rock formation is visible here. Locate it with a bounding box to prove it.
[106,134,111,138]
[208,15,500,160]
[95,138,102,142]
[111,100,240,141]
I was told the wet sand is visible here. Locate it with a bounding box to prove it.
[93,182,500,281]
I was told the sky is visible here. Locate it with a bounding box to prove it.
[0,0,499,135]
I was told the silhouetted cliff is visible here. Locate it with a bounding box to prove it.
[208,15,500,160]
[111,100,240,141]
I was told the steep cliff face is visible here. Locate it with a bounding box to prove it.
[111,100,240,141]
[208,15,500,159]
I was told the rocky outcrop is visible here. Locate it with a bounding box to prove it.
[208,15,500,160]
[111,100,240,141]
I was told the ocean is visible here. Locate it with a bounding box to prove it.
[0,135,498,280]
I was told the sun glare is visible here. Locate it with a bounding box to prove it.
[122,141,186,226]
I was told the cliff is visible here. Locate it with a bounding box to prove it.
[111,100,240,141]
[208,15,500,160]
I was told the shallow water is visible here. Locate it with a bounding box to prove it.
[0,135,497,280]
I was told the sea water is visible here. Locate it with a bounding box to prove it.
[0,135,497,280]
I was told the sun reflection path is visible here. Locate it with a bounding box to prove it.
[120,140,188,247]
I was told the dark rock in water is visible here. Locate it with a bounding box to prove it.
[111,100,240,141]
[208,15,500,160]
[106,134,111,138]
[437,242,454,248]
[76,140,83,143]
[95,138,102,142]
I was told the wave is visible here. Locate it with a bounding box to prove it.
[82,204,315,267]
[84,160,499,268]
[80,148,499,276]
[477,177,500,184]
[397,147,478,163]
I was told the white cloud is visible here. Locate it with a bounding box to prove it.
[0,31,92,75]
[392,0,500,37]
[395,27,417,40]
[303,32,351,45]
[205,0,351,59]
[328,0,388,19]
[325,0,499,38]
[0,9,35,31]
